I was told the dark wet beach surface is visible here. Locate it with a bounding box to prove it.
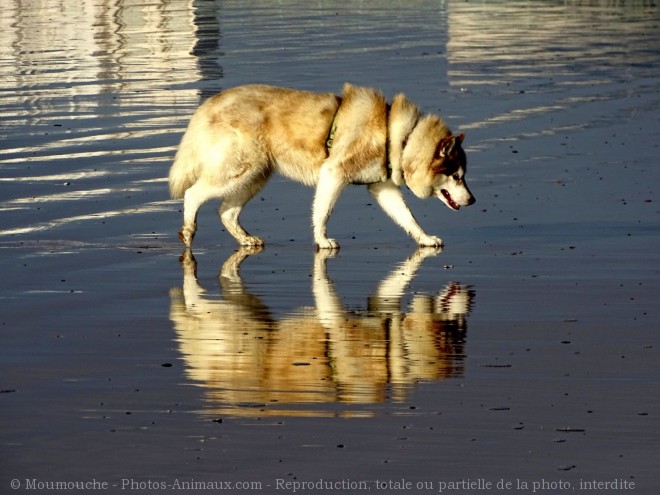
[1,1,659,493]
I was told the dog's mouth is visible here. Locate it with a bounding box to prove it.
[441,189,460,210]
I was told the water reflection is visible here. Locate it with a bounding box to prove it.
[0,0,225,239]
[447,0,660,141]
[1,0,222,111]
[169,248,475,417]
[447,0,658,90]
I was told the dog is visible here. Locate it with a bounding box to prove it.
[169,83,475,249]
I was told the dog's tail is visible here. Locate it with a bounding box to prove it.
[168,133,199,199]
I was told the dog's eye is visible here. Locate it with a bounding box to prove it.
[452,174,461,181]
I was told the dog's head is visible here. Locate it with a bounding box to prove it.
[432,133,475,210]
[402,118,476,210]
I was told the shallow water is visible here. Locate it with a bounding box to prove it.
[1,0,659,492]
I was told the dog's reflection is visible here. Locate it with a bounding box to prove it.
[169,247,474,416]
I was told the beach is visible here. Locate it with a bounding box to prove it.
[1,1,659,493]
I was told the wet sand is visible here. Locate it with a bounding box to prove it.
[1,1,659,493]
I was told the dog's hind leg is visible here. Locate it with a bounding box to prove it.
[179,181,224,247]
[368,180,443,247]
[219,172,270,246]
[312,165,347,250]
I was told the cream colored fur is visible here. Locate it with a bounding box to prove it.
[169,83,474,249]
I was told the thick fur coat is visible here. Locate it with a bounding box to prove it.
[169,83,475,249]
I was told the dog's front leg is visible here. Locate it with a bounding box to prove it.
[312,166,346,249]
[368,181,442,247]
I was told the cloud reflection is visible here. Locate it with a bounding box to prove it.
[169,248,475,418]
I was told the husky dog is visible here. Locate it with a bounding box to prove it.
[169,83,475,249]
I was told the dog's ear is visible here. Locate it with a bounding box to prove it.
[438,134,464,158]
[437,137,450,158]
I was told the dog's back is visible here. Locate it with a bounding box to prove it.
[169,85,341,197]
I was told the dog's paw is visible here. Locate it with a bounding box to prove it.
[240,235,265,247]
[236,245,265,256]
[417,235,443,247]
[316,237,340,250]
[178,227,195,247]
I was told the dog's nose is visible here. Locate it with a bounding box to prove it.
[468,195,476,206]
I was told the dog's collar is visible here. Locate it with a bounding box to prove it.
[390,110,419,184]
[401,116,419,152]
[325,120,337,152]
[325,96,342,154]
[385,103,392,178]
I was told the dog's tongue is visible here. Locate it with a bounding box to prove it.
[442,189,460,210]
